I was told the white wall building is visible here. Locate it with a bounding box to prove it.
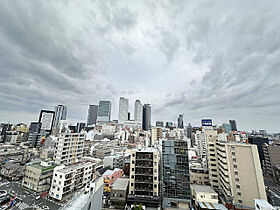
[118,97,129,123]
[134,100,142,122]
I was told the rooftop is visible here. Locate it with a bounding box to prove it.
[30,162,56,171]
[191,185,217,194]
[103,168,122,176]
[55,161,94,173]
[111,178,129,191]
[198,202,227,210]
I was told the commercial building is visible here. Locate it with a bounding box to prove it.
[49,161,96,200]
[134,100,142,122]
[190,167,210,185]
[28,122,42,147]
[39,110,55,134]
[103,154,124,169]
[22,160,56,193]
[127,148,160,208]
[161,139,191,208]
[248,136,269,167]
[53,105,67,128]
[142,104,151,131]
[87,105,98,125]
[118,97,129,123]
[177,114,184,129]
[229,120,237,131]
[216,141,267,208]
[54,132,85,165]
[155,121,164,128]
[97,101,112,123]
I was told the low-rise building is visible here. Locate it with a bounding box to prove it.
[22,160,56,193]
[190,167,210,185]
[49,161,96,201]
[191,184,218,207]
[110,178,129,209]
[103,168,123,193]
[103,154,124,169]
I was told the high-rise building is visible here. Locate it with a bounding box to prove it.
[39,110,55,134]
[155,121,164,128]
[118,97,129,123]
[142,104,151,131]
[248,136,269,167]
[28,122,42,147]
[151,127,163,146]
[161,139,191,208]
[177,114,184,128]
[187,123,192,139]
[53,105,67,128]
[229,120,237,131]
[127,148,160,208]
[97,101,111,123]
[263,144,280,180]
[76,122,86,133]
[215,142,266,208]
[54,132,85,165]
[87,105,98,125]
[222,123,232,133]
[134,100,142,122]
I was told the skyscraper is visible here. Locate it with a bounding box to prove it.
[97,101,111,123]
[118,97,129,123]
[87,105,98,125]
[229,120,237,131]
[161,139,191,208]
[53,105,67,127]
[142,104,151,131]
[134,100,142,122]
[39,110,55,134]
[177,114,184,128]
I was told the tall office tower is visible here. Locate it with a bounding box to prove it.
[155,121,164,127]
[118,97,129,123]
[216,142,266,208]
[28,122,42,147]
[53,105,67,127]
[142,104,151,131]
[187,123,192,139]
[39,110,55,134]
[194,131,207,160]
[97,101,112,123]
[87,105,98,125]
[128,148,160,208]
[54,132,85,165]
[222,123,232,133]
[76,122,86,133]
[134,100,143,122]
[177,114,184,128]
[161,139,191,208]
[229,120,237,131]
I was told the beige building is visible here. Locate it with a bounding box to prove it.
[216,141,267,208]
[191,184,218,206]
[190,167,210,185]
[151,127,163,146]
[127,148,160,207]
[22,160,56,193]
[54,132,85,165]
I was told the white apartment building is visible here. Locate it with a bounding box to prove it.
[49,161,96,200]
[195,131,207,160]
[54,132,85,165]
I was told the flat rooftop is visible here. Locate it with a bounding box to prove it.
[56,161,94,173]
[30,162,56,171]
[103,168,122,176]
[111,178,129,191]
[191,185,217,194]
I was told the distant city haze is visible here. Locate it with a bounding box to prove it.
[0,1,279,132]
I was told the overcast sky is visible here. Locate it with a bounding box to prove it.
[0,0,280,132]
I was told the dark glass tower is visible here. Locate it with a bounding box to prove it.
[161,139,191,208]
[142,104,151,131]
[87,105,98,125]
[177,114,184,128]
[229,120,237,131]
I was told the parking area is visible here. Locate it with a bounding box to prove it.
[0,177,61,210]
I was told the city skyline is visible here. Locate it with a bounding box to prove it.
[0,1,280,132]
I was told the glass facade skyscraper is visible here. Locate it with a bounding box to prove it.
[87,105,98,125]
[53,105,67,127]
[97,101,111,122]
[161,139,191,208]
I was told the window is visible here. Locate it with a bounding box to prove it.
[55,174,57,177]
[57,188,60,191]
[132,160,135,164]
[132,168,134,171]
[154,184,157,188]
[131,183,134,186]
[238,200,242,204]
[236,184,240,189]
[154,176,157,180]
[234,171,238,175]
[233,158,236,163]
[237,192,242,196]
[131,175,134,179]
[132,154,135,157]
[232,152,236,156]
[233,164,237,168]
[60,175,62,179]
[231,146,235,150]
[235,178,239,182]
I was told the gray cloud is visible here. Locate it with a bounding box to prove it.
[0,0,279,132]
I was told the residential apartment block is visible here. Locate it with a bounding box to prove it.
[49,161,96,200]
[54,132,85,165]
